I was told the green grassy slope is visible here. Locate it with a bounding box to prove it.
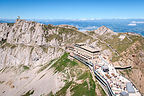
[101,33,144,62]
[42,25,94,44]
[49,53,105,96]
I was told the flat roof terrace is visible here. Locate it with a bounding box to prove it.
[74,44,100,53]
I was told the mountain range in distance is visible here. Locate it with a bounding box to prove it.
[0,19,144,36]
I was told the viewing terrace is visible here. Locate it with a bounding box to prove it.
[66,43,141,96]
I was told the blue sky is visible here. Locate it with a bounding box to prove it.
[0,0,144,19]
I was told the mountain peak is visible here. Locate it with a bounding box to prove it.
[98,25,108,29]
[94,26,116,35]
[97,25,112,32]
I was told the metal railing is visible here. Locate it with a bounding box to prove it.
[70,54,116,96]
[114,66,132,70]
[94,70,116,96]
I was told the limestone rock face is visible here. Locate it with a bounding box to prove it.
[6,20,46,46]
[0,19,94,69]
[0,19,65,69]
[0,19,69,96]
[0,44,63,68]
[0,23,10,41]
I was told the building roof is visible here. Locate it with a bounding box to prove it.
[126,82,135,93]
[74,44,100,53]
[120,91,129,96]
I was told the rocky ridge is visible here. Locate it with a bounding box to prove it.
[0,19,103,96]
[0,19,96,68]
[0,19,64,68]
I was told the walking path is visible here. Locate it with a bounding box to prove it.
[70,54,141,96]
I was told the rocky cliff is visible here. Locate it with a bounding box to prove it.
[0,20,66,96]
[0,19,96,69]
[0,19,64,69]
[0,19,103,96]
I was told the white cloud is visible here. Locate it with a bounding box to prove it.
[78,26,98,31]
[131,21,144,24]
[128,23,136,26]
[70,18,102,21]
